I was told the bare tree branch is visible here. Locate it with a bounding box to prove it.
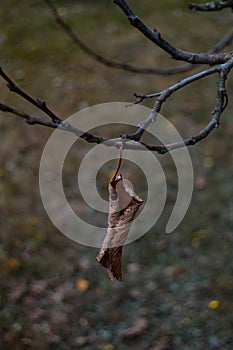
[189,0,233,12]
[133,66,219,104]
[45,0,233,76]
[1,51,232,155]
[113,0,233,64]
[0,68,62,125]
[124,57,233,153]
[210,27,233,53]
[0,100,108,144]
[44,0,194,76]
[0,68,110,144]
[0,96,162,152]
[1,1,233,155]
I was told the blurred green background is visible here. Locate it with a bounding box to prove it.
[0,1,233,349]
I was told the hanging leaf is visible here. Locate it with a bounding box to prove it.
[96,173,143,281]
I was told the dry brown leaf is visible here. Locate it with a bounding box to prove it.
[96,174,143,281]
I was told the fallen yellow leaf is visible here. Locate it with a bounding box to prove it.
[208,300,219,310]
[75,279,89,291]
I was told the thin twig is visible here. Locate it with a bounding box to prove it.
[124,57,233,153]
[0,68,61,124]
[111,145,123,180]
[0,101,107,143]
[131,27,233,104]
[189,0,233,12]
[0,99,163,151]
[113,0,233,64]
[0,97,159,151]
[210,27,233,53]
[132,66,219,105]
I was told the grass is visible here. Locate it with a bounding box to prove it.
[0,1,233,349]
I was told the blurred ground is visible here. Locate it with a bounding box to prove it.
[0,1,233,349]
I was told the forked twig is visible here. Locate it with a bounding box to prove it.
[125,57,232,153]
